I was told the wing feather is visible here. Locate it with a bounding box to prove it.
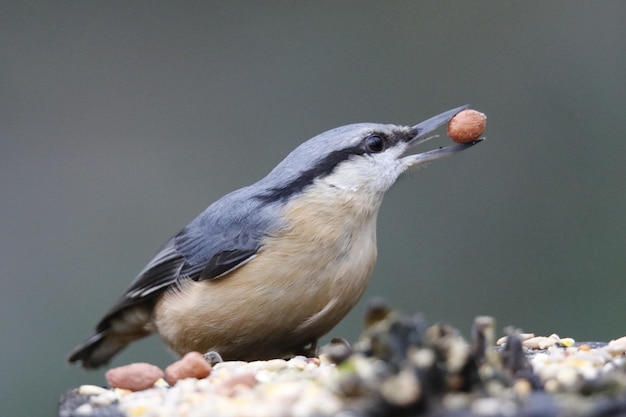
[96,186,281,329]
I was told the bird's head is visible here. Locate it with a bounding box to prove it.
[259,105,482,202]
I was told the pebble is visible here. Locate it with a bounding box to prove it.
[496,333,535,345]
[611,335,626,345]
[164,351,212,385]
[529,334,626,392]
[499,332,576,350]
[105,362,165,391]
[380,368,421,407]
[608,336,626,354]
[494,330,626,395]
[74,403,94,415]
[89,390,118,406]
[77,385,108,396]
[114,356,342,417]
[216,371,258,396]
[65,311,626,417]
[512,378,532,397]
[524,336,558,349]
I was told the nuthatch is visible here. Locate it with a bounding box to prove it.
[68,105,481,368]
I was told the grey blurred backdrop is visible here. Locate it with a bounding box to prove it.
[2,2,626,416]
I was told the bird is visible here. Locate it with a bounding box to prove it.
[68,105,482,369]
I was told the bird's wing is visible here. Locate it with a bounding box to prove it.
[96,231,262,328]
[95,192,278,329]
[172,187,279,282]
[175,225,263,281]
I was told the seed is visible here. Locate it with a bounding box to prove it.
[448,109,487,143]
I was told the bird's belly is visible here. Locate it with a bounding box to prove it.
[153,222,377,360]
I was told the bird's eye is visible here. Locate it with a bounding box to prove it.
[364,135,385,153]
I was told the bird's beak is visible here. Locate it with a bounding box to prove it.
[402,104,483,168]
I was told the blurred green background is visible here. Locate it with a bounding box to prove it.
[2,2,626,416]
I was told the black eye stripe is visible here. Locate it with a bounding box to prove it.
[256,147,361,203]
[257,129,411,203]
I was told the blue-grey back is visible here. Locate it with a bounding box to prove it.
[175,122,393,276]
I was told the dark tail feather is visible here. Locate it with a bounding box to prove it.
[67,331,129,369]
[68,301,156,369]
